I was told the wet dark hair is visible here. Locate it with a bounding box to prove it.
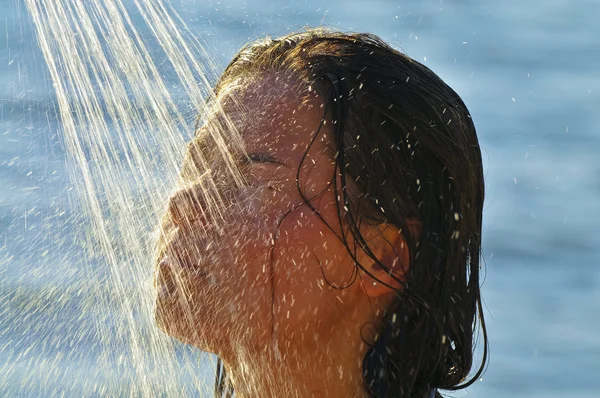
[213,28,487,398]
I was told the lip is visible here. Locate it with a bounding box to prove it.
[155,256,178,297]
[155,251,216,294]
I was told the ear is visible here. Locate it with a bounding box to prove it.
[360,221,419,298]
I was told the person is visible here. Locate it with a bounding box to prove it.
[154,28,488,398]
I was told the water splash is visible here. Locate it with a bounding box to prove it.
[18,0,245,394]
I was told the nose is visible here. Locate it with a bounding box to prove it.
[167,186,208,229]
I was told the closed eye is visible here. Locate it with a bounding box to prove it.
[247,153,281,164]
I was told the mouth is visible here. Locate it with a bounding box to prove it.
[155,256,179,298]
[155,251,217,298]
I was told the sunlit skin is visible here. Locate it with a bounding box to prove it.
[155,74,415,397]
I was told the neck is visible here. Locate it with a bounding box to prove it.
[223,346,369,398]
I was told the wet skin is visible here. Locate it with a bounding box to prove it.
[155,75,410,397]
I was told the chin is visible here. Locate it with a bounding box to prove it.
[154,292,191,339]
[154,296,226,353]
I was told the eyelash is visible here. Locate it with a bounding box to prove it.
[247,153,278,163]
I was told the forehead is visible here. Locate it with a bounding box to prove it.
[212,75,325,152]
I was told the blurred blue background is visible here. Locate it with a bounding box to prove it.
[1,0,599,396]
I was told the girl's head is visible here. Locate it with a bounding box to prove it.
[155,29,487,397]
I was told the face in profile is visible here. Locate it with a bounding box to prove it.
[154,75,404,369]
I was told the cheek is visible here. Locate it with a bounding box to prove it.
[272,208,355,342]
[160,187,282,344]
